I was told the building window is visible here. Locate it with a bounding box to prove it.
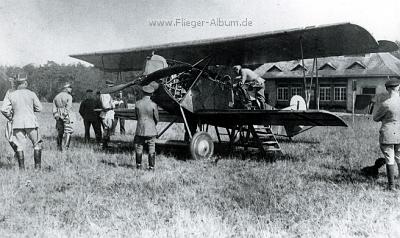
[319,87,331,101]
[277,87,289,101]
[291,87,303,97]
[334,87,347,101]
[362,87,376,95]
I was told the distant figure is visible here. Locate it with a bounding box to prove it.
[134,85,159,170]
[79,89,102,143]
[111,91,127,135]
[100,80,115,149]
[232,65,265,109]
[53,82,74,151]
[95,91,103,129]
[373,78,400,190]
[1,76,43,169]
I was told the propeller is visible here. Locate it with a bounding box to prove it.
[100,64,192,94]
[100,78,141,94]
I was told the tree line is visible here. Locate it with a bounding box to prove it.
[0,61,140,102]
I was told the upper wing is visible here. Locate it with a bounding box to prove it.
[70,23,398,72]
[195,109,348,127]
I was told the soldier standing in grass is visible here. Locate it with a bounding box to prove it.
[134,85,159,170]
[1,76,43,169]
[100,80,116,149]
[79,89,102,143]
[53,83,74,151]
[373,78,400,190]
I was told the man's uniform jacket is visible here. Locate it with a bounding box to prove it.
[1,88,42,129]
[135,96,159,137]
[373,94,400,144]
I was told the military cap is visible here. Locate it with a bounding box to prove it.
[63,82,72,88]
[385,78,400,87]
[142,85,155,94]
[14,75,27,85]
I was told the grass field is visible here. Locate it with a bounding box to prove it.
[0,103,399,237]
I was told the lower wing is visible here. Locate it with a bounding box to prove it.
[194,109,347,127]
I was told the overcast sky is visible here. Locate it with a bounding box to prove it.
[0,0,399,66]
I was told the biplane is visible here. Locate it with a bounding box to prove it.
[70,23,398,159]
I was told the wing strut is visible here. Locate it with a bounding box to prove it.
[300,37,308,109]
[180,106,192,139]
[316,57,320,110]
[157,117,179,138]
[299,37,320,110]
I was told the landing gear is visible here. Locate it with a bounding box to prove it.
[190,131,214,160]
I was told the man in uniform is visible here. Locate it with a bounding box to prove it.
[373,78,400,190]
[233,65,266,109]
[134,85,159,170]
[111,91,127,135]
[53,83,74,151]
[1,76,43,169]
[100,80,115,149]
[79,89,102,143]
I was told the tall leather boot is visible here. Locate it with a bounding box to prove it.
[57,135,63,151]
[9,142,18,160]
[386,164,396,190]
[102,138,108,150]
[148,153,155,170]
[16,151,24,170]
[136,152,142,169]
[65,134,72,149]
[34,149,42,169]
[397,162,400,178]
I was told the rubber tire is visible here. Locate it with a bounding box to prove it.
[190,131,214,160]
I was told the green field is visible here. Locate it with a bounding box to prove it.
[0,103,399,237]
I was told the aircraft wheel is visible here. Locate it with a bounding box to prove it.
[190,131,214,160]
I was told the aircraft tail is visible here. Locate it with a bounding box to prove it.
[281,95,306,137]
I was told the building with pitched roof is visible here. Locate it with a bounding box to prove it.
[254,53,400,112]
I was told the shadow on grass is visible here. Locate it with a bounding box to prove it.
[303,164,387,188]
[100,159,135,169]
[42,135,303,164]
[277,137,320,145]
[42,135,103,146]
[42,135,134,153]
[213,145,301,164]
